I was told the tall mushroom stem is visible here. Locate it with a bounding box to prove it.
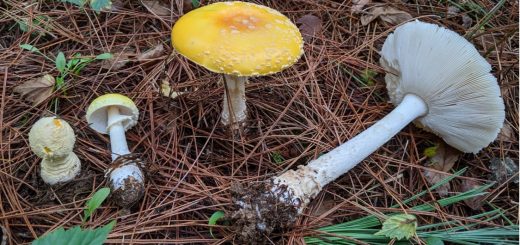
[274,94,428,206]
[107,106,131,161]
[221,74,247,130]
[230,94,428,241]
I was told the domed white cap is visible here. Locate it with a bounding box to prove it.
[29,117,76,159]
[86,93,139,134]
[380,20,505,153]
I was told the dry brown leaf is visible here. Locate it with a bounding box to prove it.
[296,14,322,43]
[141,0,170,16]
[161,80,186,99]
[423,142,461,196]
[360,6,413,26]
[13,74,54,105]
[461,15,473,29]
[182,0,200,13]
[447,6,459,17]
[137,44,165,61]
[101,51,132,70]
[497,124,515,142]
[351,0,371,14]
[461,178,486,210]
[489,157,519,184]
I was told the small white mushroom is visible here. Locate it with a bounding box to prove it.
[231,20,506,240]
[28,117,81,185]
[86,93,145,207]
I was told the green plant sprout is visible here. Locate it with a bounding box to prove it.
[15,15,51,36]
[208,210,226,238]
[304,168,519,244]
[271,151,285,164]
[19,44,112,111]
[32,187,115,245]
[60,0,112,13]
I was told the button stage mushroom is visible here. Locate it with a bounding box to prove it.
[86,94,145,208]
[171,1,304,134]
[28,117,81,185]
[230,21,505,241]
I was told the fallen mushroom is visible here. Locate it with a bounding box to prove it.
[171,1,303,133]
[28,116,81,185]
[230,20,505,241]
[86,93,145,207]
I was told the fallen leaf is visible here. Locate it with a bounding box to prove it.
[374,214,417,240]
[90,0,112,13]
[447,6,460,18]
[13,74,55,105]
[460,178,486,210]
[296,14,322,43]
[360,6,413,26]
[461,15,473,29]
[182,0,199,13]
[351,0,371,14]
[423,142,461,196]
[489,157,519,184]
[161,80,186,99]
[497,124,515,142]
[137,44,165,61]
[100,51,132,70]
[141,0,170,16]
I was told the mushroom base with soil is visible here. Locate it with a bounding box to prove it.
[106,154,146,208]
[228,181,299,244]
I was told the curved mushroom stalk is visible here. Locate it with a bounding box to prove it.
[230,20,505,242]
[86,93,146,208]
[221,75,248,130]
[230,94,428,239]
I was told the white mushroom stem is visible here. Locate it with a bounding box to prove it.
[221,74,247,127]
[107,106,131,161]
[274,94,428,209]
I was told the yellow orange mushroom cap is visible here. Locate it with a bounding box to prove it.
[171,1,304,76]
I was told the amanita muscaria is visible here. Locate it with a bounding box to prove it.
[28,117,81,185]
[86,93,145,207]
[171,1,303,133]
[230,21,505,241]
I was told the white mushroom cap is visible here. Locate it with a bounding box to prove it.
[40,153,81,185]
[29,117,76,159]
[86,93,139,134]
[380,20,505,153]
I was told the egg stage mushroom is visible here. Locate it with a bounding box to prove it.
[86,93,145,207]
[28,117,81,185]
[230,20,505,241]
[171,1,304,133]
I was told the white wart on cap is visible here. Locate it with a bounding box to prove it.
[380,20,505,153]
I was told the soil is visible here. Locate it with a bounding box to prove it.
[228,180,299,244]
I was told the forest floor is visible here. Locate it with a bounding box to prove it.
[0,0,518,244]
